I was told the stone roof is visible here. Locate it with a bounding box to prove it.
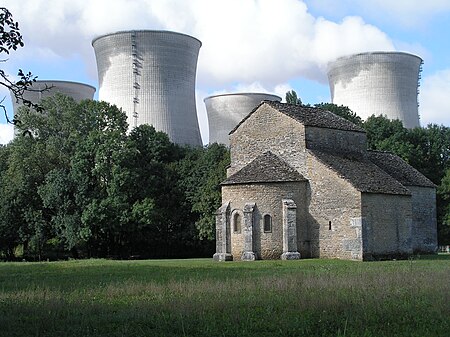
[222,151,307,185]
[367,150,436,188]
[310,150,411,195]
[230,101,366,134]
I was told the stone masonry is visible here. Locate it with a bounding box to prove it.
[214,101,438,261]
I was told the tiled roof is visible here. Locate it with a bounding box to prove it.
[367,150,436,188]
[230,101,366,134]
[310,150,411,195]
[222,151,307,185]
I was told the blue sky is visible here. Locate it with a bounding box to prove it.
[1,0,450,144]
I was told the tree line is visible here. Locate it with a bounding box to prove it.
[0,95,229,260]
[1,8,448,261]
[0,96,448,260]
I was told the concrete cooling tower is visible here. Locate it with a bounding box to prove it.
[327,52,423,129]
[204,93,282,145]
[92,30,202,146]
[10,80,96,115]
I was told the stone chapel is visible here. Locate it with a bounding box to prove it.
[213,101,437,261]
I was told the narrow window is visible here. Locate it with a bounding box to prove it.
[264,214,272,233]
[233,212,241,233]
[328,221,332,230]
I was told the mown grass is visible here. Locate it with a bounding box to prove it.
[0,256,449,337]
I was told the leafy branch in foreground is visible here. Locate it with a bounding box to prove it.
[0,7,43,126]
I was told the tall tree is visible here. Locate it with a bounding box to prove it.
[19,96,130,257]
[0,144,19,260]
[363,115,413,160]
[121,124,193,258]
[177,143,230,241]
[0,136,56,260]
[68,100,129,257]
[437,168,450,244]
[285,90,302,105]
[406,124,450,185]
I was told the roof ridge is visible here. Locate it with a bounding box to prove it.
[367,151,435,188]
[222,151,306,185]
[229,101,366,136]
[308,149,411,195]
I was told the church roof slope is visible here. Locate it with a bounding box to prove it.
[367,150,436,188]
[230,101,366,134]
[310,150,411,195]
[222,151,307,185]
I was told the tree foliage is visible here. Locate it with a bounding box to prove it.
[0,94,228,260]
[0,7,24,53]
[0,7,43,128]
[438,168,450,242]
[285,90,302,105]
[177,143,230,241]
[1,89,448,260]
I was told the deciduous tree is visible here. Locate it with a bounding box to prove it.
[285,90,302,105]
[0,7,42,126]
[177,143,230,241]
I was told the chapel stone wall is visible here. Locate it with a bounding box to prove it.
[228,105,306,176]
[306,155,364,260]
[222,181,306,260]
[361,193,413,259]
[408,186,437,253]
[305,126,367,154]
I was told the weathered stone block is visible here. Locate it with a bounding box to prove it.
[213,253,233,262]
[241,252,257,261]
[281,252,301,260]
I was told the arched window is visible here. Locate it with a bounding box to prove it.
[233,212,242,233]
[263,214,272,233]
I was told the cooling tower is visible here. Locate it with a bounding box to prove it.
[204,93,282,145]
[10,80,96,114]
[327,52,422,128]
[92,30,202,146]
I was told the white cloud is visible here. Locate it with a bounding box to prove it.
[233,82,269,93]
[419,69,450,126]
[0,124,14,145]
[6,0,440,137]
[3,0,397,90]
[274,84,294,102]
[312,16,394,70]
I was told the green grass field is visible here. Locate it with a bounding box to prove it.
[0,256,449,337]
